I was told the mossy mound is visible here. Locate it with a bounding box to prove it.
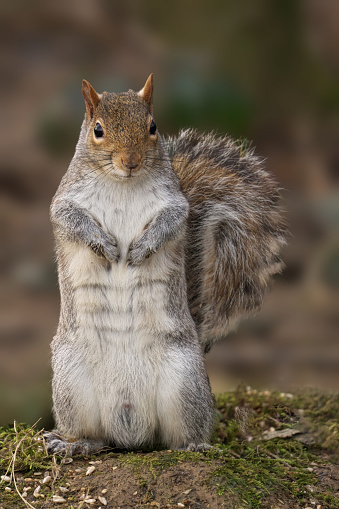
[1,387,338,508]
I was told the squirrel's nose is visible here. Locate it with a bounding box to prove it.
[121,152,141,172]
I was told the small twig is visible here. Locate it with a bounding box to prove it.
[11,432,37,509]
[78,488,91,508]
[51,453,61,492]
[0,455,14,486]
[263,449,292,470]
[3,419,44,509]
[267,416,281,427]
[228,450,241,459]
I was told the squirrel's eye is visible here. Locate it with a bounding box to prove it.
[149,120,157,136]
[94,122,104,138]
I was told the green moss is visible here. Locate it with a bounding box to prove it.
[207,445,314,507]
[0,491,27,509]
[208,386,339,508]
[214,385,338,454]
[293,389,339,456]
[0,422,51,474]
[0,388,338,508]
[117,449,203,473]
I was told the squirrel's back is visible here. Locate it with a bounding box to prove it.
[165,129,286,349]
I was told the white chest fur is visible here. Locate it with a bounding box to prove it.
[62,174,178,345]
[57,174,184,442]
[77,175,166,258]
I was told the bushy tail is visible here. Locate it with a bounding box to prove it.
[165,129,287,351]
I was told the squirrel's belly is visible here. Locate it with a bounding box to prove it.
[60,242,182,445]
[60,330,160,446]
[94,345,160,446]
[65,243,178,337]
[74,315,162,446]
[74,279,176,341]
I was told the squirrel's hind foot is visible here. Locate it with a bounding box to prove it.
[183,443,213,452]
[183,443,224,454]
[44,431,107,457]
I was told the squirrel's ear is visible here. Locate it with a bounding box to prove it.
[138,74,154,114]
[82,80,101,120]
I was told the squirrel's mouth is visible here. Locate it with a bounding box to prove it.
[118,174,135,180]
[108,155,145,180]
[108,169,140,181]
[109,162,145,180]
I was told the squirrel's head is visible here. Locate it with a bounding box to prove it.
[81,74,158,179]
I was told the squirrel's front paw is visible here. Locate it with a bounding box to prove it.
[89,234,120,262]
[127,239,156,266]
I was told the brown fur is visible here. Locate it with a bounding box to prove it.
[165,129,286,349]
[82,80,101,119]
[138,73,154,114]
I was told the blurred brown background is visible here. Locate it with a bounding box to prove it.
[0,0,338,428]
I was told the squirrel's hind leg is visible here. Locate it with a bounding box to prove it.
[156,346,214,451]
[44,431,107,457]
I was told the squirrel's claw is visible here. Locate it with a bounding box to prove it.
[44,431,107,457]
[89,237,120,263]
[89,242,105,258]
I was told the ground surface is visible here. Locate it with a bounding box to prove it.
[0,387,338,509]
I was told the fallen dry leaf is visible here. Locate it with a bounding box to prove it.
[262,428,301,440]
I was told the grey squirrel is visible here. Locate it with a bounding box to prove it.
[46,74,285,455]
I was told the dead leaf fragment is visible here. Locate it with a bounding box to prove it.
[262,428,301,440]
